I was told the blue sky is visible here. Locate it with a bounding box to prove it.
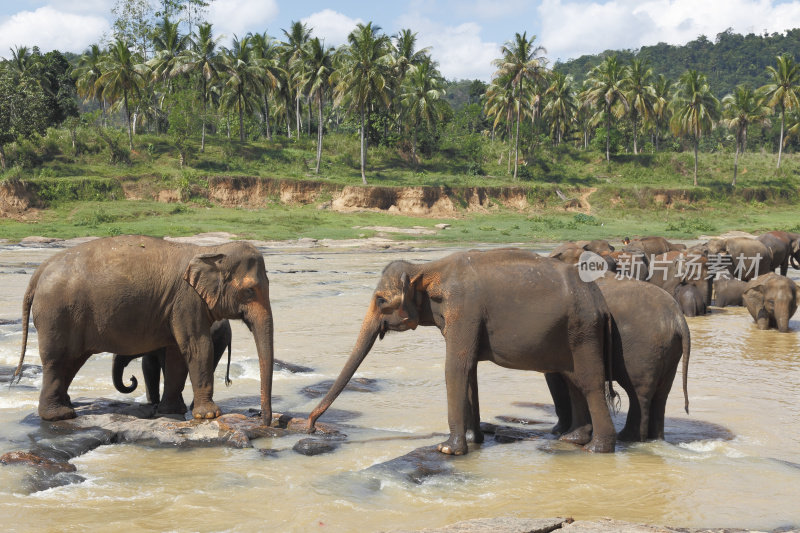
[2,1,800,80]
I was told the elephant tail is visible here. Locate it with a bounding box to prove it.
[12,269,41,385]
[112,355,138,394]
[604,312,620,414]
[679,316,691,414]
[224,337,232,387]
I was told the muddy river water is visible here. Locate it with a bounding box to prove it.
[0,242,798,532]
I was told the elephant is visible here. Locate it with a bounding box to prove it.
[707,237,772,282]
[549,239,614,264]
[713,274,747,307]
[113,319,233,405]
[648,251,712,311]
[307,248,618,455]
[757,231,800,275]
[608,250,649,281]
[546,275,690,442]
[623,236,686,257]
[673,283,707,317]
[13,235,275,423]
[742,272,798,332]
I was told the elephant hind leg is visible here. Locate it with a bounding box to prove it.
[617,382,644,442]
[648,366,679,440]
[157,347,188,415]
[558,377,593,446]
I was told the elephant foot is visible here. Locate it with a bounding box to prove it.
[550,421,569,436]
[466,428,484,444]
[559,424,592,446]
[584,434,616,453]
[157,398,187,415]
[437,435,468,456]
[192,401,221,420]
[39,403,76,421]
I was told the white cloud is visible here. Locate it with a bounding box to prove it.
[207,0,279,43]
[302,9,363,47]
[0,6,110,58]
[539,0,800,63]
[396,15,500,80]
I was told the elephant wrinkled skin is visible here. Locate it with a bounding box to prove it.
[14,235,275,424]
[307,248,618,455]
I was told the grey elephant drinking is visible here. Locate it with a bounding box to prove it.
[307,248,618,455]
[14,235,275,423]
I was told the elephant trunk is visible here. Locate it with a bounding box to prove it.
[776,300,792,333]
[248,303,275,426]
[112,355,138,393]
[791,254,800,270]
[308,309,381,431]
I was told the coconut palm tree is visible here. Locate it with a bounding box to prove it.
[722,85,771,185]
[220,34,261,142]
[149,17,191,86]
[400,56,445,168]
[583,55,629,162]
[670,70,720,186]
[390,29,430,130]
[622,58,655,154]
[281,21,312,139]
[543,71,577,145]
[177,22,225,152]
[301,37,335,173]
[249,31,282,141]
[74,44,107,116]
[332,22,392,184]
[97,38,149,150]
[492,32,547,179]
[484,77,517,172]
[761,54,800,168]
[651,74,672,151]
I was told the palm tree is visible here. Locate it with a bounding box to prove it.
[177,22,225,152]
[583,55,629,162]
[761,54,800,168]
[390,29,430,130]
[220,35,262,142]
[249,31,282,141]
[281,21,312,139]
[301,37,335,173]
[722,85,771,185]
[651,74,672,151]
[400,56,445,168]
[492,32,547,179]
[670,70,720,186]
[148,17,191,92]
[8,46,35,79]
[74,44,107,117]
[332,22,392,184]
[543,71,577,145]
[622,58,655,154]
[97,38,149,150]
[484,77,516,172]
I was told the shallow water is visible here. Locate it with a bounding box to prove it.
[0,243,798,532]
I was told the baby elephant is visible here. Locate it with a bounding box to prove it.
[742,272,798,332]
[714,275,747,307]
[547,275,690,442]
[673,283,707,317]
[113,320,233,407]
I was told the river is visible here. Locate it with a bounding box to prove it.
[0,241,798,532]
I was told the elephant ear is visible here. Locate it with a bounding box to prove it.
[183,253,226,311]
[742,284,765,312]
[411,271,443,301]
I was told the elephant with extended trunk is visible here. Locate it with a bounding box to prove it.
[742,273,798,332]
[113,319,233,405]
[14,235,275,423]
[757,231,800,276]
[307,248,618,455]
[547,275,690,442]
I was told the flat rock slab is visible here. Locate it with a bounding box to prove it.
[1,398,338,493]
[301,377,381,398]
[395,516,566,533]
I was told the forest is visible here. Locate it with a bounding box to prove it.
[2,0,800,193]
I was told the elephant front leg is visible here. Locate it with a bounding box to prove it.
[438,336,476,455]
[158,346,187,415]
[184,336,221,420]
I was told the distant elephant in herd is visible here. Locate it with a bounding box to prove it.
[14,235,274,423]
[713,275,748,307]
[113,319,233,405]
[546,274,690,442]
[308,248,619,455]
[757,231,800,276]
[742,272,798,332]
[707,237,772,281]
[673,284,707,317]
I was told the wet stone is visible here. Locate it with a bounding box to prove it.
[300,377,381,398]
[364,445,457,484]
[274,359,314,374]
[292,438,340,456]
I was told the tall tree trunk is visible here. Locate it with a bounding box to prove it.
[315,95,323,174]
[513,108,520,180]
[295,93,301,140]
[124,90,133,151]
[226,111,230,139]
[201,79,207,153]
[0,144,6,170]
[239,93,245,142]
[693,136,699,186]
[263,94,272,141]
[360,105,367,185]
[732,140,740,186]
[412,126,418,170]
[777,108,785,168]
[605,110,611,162]
[633,115,638,155]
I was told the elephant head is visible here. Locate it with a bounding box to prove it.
[742,274,798,333]
[791,239,800,270]
[308,261,424,430]
[184,242,275,424]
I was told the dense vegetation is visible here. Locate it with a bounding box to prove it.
[1,0,800,230]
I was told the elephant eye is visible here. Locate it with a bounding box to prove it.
[243,288,256,300]
[376,296,387,306]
